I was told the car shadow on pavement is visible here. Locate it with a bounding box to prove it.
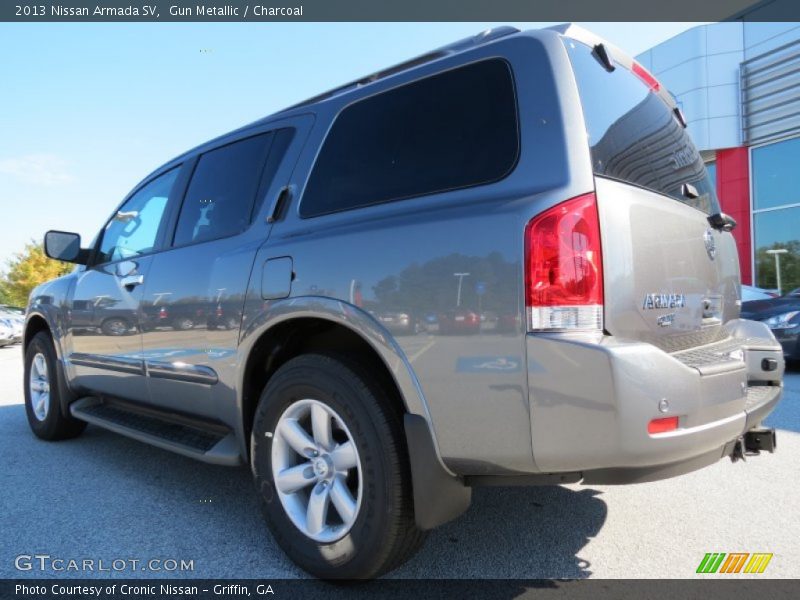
[1,398,607,580]
[392,484,606,579]
[0,404,303,579]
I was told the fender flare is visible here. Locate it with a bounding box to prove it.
[238,296,471,529]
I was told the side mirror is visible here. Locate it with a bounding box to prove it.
[44,230,88,264]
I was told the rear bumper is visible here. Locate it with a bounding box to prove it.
[527,319,783,480]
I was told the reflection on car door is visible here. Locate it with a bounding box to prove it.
[65,168,181,402]
[140,120,310,420]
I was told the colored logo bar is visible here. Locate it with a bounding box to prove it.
[697,553,773,574]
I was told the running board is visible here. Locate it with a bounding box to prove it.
[70,397,241,466]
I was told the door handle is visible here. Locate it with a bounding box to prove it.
[267,185,293,223]
[120,274,144,290]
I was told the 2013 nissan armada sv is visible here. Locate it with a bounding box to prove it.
[24,25,783,579]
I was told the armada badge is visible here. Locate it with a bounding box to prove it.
[703,228,716,260]
[643,293,686,310]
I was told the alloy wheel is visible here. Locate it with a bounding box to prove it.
[29,352,51,421]
[271,399,363,543]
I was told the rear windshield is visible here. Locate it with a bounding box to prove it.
[565,39,720,215]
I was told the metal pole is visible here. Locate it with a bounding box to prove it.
[453,273,470,307]
[767,249,788,296]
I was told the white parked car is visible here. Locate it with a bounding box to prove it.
[0,320,15,347]
[0,310,25,343]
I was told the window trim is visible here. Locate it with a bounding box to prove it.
[167,130,282,251]
[297,56,521,220]
[90,164,185,269]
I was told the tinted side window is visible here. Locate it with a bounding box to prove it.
[565,40,719,214]
[301,59,519,218]
[97,168,178,264]
[174,133,274,246]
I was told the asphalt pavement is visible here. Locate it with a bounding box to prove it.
[1,343,798,579]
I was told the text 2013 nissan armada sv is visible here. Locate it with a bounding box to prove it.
[24,25,783,579]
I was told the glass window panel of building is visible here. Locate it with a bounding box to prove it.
[706,162,716,190]
[752,136,800,295]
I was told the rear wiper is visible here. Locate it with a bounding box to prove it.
[681,183,736,231]
[707,212,737,232]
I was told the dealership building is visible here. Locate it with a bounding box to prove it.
[635,21,800,293]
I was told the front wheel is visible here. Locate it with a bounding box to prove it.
[250,353,425,579]
[24,332,87,440]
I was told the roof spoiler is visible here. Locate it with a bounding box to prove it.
[547,23,676,109]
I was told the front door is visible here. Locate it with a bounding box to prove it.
[66,167,181,402]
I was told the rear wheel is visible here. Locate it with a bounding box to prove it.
[101,317,130,336]
[251,353,425,579]
[24,332,86,440]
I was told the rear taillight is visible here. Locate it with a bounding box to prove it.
[525,193,603,331]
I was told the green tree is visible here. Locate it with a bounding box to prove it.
[755,240,800,294]
[0,241,72,307]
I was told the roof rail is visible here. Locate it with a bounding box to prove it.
[278,26,520,114]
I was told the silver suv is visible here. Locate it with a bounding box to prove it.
[24,25,783,579]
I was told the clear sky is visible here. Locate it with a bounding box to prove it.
[0,22,704,268]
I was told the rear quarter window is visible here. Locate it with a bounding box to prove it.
[565,40,719,214]
[300,58,520,218]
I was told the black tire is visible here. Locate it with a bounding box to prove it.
[24,331,87,441]
[251,353,426,579]
[100,317,130,336]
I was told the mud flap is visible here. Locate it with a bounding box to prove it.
[404,414,471,530]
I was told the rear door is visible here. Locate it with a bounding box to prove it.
[564,38,740,352]
[139,117,312,419]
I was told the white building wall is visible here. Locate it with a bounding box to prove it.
[744,22,800,58]
[636,22,800,152]
[635,23,744,152]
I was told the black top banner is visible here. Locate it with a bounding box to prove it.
[2,0,799,22]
